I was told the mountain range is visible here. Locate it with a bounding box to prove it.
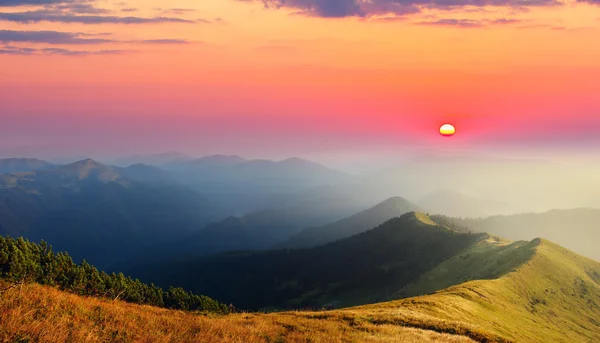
[164,155,355,213]
[281,196,424,249]
[0,158,225,268]
[435,208,600,261]
[0,158,55,174]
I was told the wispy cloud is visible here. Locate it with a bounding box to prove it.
[140,39,190,44]
[0,10,204,24]
[0,29,193,45]
[0,44,127,55]
[247,0,564,18]
[0,0,81,5]
[0,29,113,44]
[416,17,521,27]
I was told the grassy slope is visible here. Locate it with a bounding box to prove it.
[396,236,537,298]
[0,282,475,343]
[360,238,600,343]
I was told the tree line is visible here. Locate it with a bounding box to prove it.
[0,236,229,314]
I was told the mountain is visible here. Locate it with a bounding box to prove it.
[5,218,599,343]
[126,193,370,267]
[281,196,425,249]
[111,152,193,167]
[0,159,225,268]
[166,156,353,213]
[120,163,175,184]
[168,154,248,169]
[432,208,600,261]
[57,158,124,183]
[130,212,488,310]
[0,158,54,174]
[419,190,513,218]
[359,155,599,214]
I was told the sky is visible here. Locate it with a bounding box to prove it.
[1,0,600,162]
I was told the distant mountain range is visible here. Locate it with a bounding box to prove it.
[281,196,424,249]
[0,158,55,174]
[435,208,600,261]
[0,158,225,268]
[164,155,354,213]
[418,190,513,218]
[111,152,194,167]
[125,193,371,268]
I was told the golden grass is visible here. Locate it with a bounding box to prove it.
[0,282,476,343]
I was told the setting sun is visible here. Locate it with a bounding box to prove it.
[440,124,456,137]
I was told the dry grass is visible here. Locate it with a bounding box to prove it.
[0,282,476,343]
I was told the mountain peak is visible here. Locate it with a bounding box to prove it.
[378,196,413,206]
[60,159,121,182]
[67,158,103,167]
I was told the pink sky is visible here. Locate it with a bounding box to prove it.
[1,0,600,160]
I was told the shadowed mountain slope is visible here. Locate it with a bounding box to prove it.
[0,159,225,268]
[281,196,425,249]
[131,213,488,310]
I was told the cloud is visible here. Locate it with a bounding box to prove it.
[50,3,109,14]
[416,17,521,27]
[0,44,127,55]
[159,8,197,15]
[0,10,203,24]
[0,0,79,5]
[140,39,190,44]
[0,30,193,45]
[0,29,113,44]
[40,47,127,55]
[0,45,36,54]
[250,0,563,18]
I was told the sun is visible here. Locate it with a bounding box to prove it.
[440,124,456,137]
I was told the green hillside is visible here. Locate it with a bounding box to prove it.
[396,236,537,298]
[131,212,488,310]
[358,238,600,343]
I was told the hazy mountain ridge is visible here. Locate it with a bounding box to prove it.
[0,158,55,174]
[0,158,226,268]
[432,208,600,261]
[127,194,372,268]
[281,196,425,249]
[165,155,355,213]
[419,190,513,218]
